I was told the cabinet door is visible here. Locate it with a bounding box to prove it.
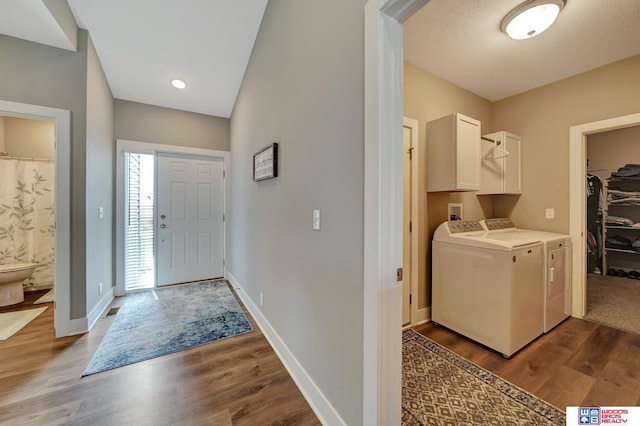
[455,115,481,190]
[504,133,522,194]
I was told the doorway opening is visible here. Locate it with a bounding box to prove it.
[582,123,640,334]
[402,116,420,327]
[0,100,71,337]
[115,140,229,297]
[0,116,56,291]
[569,112,640,320]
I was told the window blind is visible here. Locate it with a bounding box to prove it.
[124,152,155,291]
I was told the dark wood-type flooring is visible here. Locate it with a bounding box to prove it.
[3,289,638,425]
[414,318,640,409]
[0,288,320,425]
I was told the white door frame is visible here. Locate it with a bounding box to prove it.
[569,112,640,318]
[115,139,230,296]
[0,100,71,338]
[364,0,429,424]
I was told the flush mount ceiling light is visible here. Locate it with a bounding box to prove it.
[171,79,187,89]
[500,0,565,40]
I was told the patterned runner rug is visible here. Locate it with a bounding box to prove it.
[82,280,252,376]
[403,329,565,425]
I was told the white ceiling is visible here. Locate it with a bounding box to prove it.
[0,0,76,51]
[403,0,640,101]
[1,1,639,116]
[1,1,267,118]
[66,0,268,118]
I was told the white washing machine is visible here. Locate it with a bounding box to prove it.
[432,220,544,358]
[481,218,572,333]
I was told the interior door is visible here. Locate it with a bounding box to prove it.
[402,124,412,325]
[156,153,224,286]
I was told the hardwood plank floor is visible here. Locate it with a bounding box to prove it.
[0,287,320,425]
[414,317,640,409]
[8,288,637,424]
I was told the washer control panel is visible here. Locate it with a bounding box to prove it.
[448,220,484,233]
[483,218,515,230]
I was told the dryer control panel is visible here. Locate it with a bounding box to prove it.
[448,220,484,233]
[483,218,515,230]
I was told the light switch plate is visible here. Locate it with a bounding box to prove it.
[313,209,320,230]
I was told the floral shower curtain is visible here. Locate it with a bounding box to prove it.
[0,159,55,289]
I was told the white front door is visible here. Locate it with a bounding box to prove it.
[156,153,225,286]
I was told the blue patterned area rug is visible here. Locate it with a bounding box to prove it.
[82,280,252,377]
[402,329,565,425]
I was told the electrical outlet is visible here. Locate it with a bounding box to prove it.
[259,292,264,307]
[545,208,555,219]
[99,282,103,295]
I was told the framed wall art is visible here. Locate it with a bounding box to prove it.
[253,143,278,181]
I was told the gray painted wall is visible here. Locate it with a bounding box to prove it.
[0,31,89,319]
[85,35,114,313]
[0,32,228,322]
[230,1,366,424]
[114,100,230,151]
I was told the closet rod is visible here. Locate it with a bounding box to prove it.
[481,136,496,143]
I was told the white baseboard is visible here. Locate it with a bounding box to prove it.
[416,306,431,325]
[403,307,431,330]
[53,289,114,338]
[228,273,345,426]
[63,318,89,337]
[87,287,115,331]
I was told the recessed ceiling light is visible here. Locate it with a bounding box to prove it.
[171,79,187,89]
[500,0,565,40]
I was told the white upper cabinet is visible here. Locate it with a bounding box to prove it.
[478,131,522,195]
[426,113,481,192]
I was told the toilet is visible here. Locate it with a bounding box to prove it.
[0,263,37,306]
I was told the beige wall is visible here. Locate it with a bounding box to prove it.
[405,54,640,311]
[0,116,4,152]
[587,126,640,181]
[492,55,640,233]
[403,62,493,309]
[115,100,230,151]
[3,116,55,159]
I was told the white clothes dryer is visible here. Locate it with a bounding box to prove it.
[481,218,572,333]
[432,220,544,358]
